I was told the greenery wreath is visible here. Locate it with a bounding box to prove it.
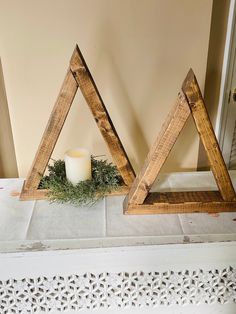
[39,157,123,206]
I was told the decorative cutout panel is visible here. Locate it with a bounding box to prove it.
[0,267,236,313]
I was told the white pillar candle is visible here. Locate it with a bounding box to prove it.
[64,148,92,185]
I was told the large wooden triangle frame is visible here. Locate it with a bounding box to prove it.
[20,45,135,200]
[124,69,236,214]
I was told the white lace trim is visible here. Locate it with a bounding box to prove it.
[1,267,236,313]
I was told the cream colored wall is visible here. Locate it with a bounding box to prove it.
[0,0,213,177]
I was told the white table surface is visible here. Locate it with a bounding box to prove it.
[1,171,236,253]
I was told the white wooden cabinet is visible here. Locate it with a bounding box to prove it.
[0,172,236,313]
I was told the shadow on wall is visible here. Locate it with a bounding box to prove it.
[197,0,231,170]
[0,58,18,178]
[95,23,197,173]
[94,31,149,172]
[104,53,149,172]
[0,151,4,178]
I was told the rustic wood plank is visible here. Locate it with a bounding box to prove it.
[20,183,48,200]
[20,185,130,201]
[125,191,236,215]
[125,202,236,214]
[70,45,135,187]
[124,91,190,207]
[21,68,78,195]
[145,191,223,203]
[182,69,236,201]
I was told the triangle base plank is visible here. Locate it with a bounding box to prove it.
[124,69,236,215]
[20,184,130,201]
[125,191,236,214]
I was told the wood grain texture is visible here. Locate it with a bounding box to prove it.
[70,45,135,186]
[145,190,223,203]
[20,183,48,200]
[182,69,236,201]
[22,68,78,192]
[125,191,236,215]
[124,91,190,206]
[20,185,130,201]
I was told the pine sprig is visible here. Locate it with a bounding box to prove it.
[39,157,123,206]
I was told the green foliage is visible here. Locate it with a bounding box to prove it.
[39,157,123,206]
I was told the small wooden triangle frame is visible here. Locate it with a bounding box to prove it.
[20,45,135,200]
[124,69,236,214]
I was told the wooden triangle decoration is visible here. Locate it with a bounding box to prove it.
[20,45,135,200]
[124,69,236,214]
